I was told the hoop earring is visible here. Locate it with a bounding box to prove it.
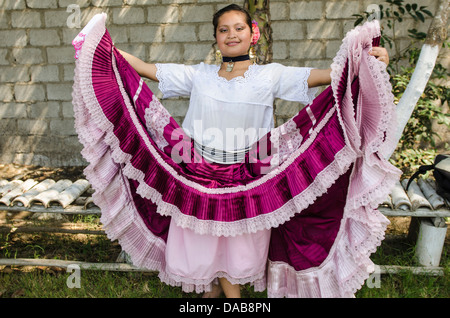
[215,50,222,64]
[249,46,256,63]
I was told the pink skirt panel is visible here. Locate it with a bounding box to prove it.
[164,219,270,293]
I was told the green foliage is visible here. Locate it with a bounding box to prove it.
[392,56,450,150]
[354,0,433,67]
[389,148,437,177]
[244,0,272,64]
[353,0,450,172]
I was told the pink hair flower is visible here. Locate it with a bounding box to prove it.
[72,33,86,59]
[251,20,260,45]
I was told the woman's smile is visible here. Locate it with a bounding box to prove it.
[226,40,241,47]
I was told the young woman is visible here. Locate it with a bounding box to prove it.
[118,6,388,90]
[72,4,399,298]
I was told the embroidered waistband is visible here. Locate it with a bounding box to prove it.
[194,141,249,164]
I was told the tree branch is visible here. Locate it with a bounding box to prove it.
[386,0,449,159]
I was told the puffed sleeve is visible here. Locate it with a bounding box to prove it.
[273,64,319,105]
[155,63,198,98]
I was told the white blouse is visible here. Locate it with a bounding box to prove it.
[156,62,317,163]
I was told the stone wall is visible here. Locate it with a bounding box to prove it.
[0,0,444,167]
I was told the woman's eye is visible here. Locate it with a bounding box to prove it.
[219,28,228,33]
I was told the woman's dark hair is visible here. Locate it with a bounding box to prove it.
[212,4,253,39]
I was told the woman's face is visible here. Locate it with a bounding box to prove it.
[215,10,252,58]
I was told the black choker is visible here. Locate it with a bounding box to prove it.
[222,54,250,63]
[222,54,250,72]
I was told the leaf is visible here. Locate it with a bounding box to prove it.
[354,17,364,26]
[416,11,424,22]
[422,9,433,17]
[408,29,427,40]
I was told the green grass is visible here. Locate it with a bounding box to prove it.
[0,214,448,298]
[356,238,449,298]
[0,269,271,298]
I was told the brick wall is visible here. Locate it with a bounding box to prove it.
[0,0,443,167]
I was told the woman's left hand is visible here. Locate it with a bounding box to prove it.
[369,46,390,66]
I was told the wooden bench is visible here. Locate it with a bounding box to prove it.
[0,177,448,276]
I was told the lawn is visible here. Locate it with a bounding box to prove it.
[0,212,448,299]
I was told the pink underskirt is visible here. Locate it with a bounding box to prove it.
[165,218,271,289]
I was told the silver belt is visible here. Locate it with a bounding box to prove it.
[194,141,249,164]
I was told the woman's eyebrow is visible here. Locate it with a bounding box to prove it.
[218,22,247,28]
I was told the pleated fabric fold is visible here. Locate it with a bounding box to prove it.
[72,13,401,297]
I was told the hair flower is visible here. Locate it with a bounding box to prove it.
[251,20,260,45]
[72,33,86,59]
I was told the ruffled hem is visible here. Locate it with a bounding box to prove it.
[159,268,267,294]
[266,19,402,298]
[72,14,168,274]
[267,172,398,298]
